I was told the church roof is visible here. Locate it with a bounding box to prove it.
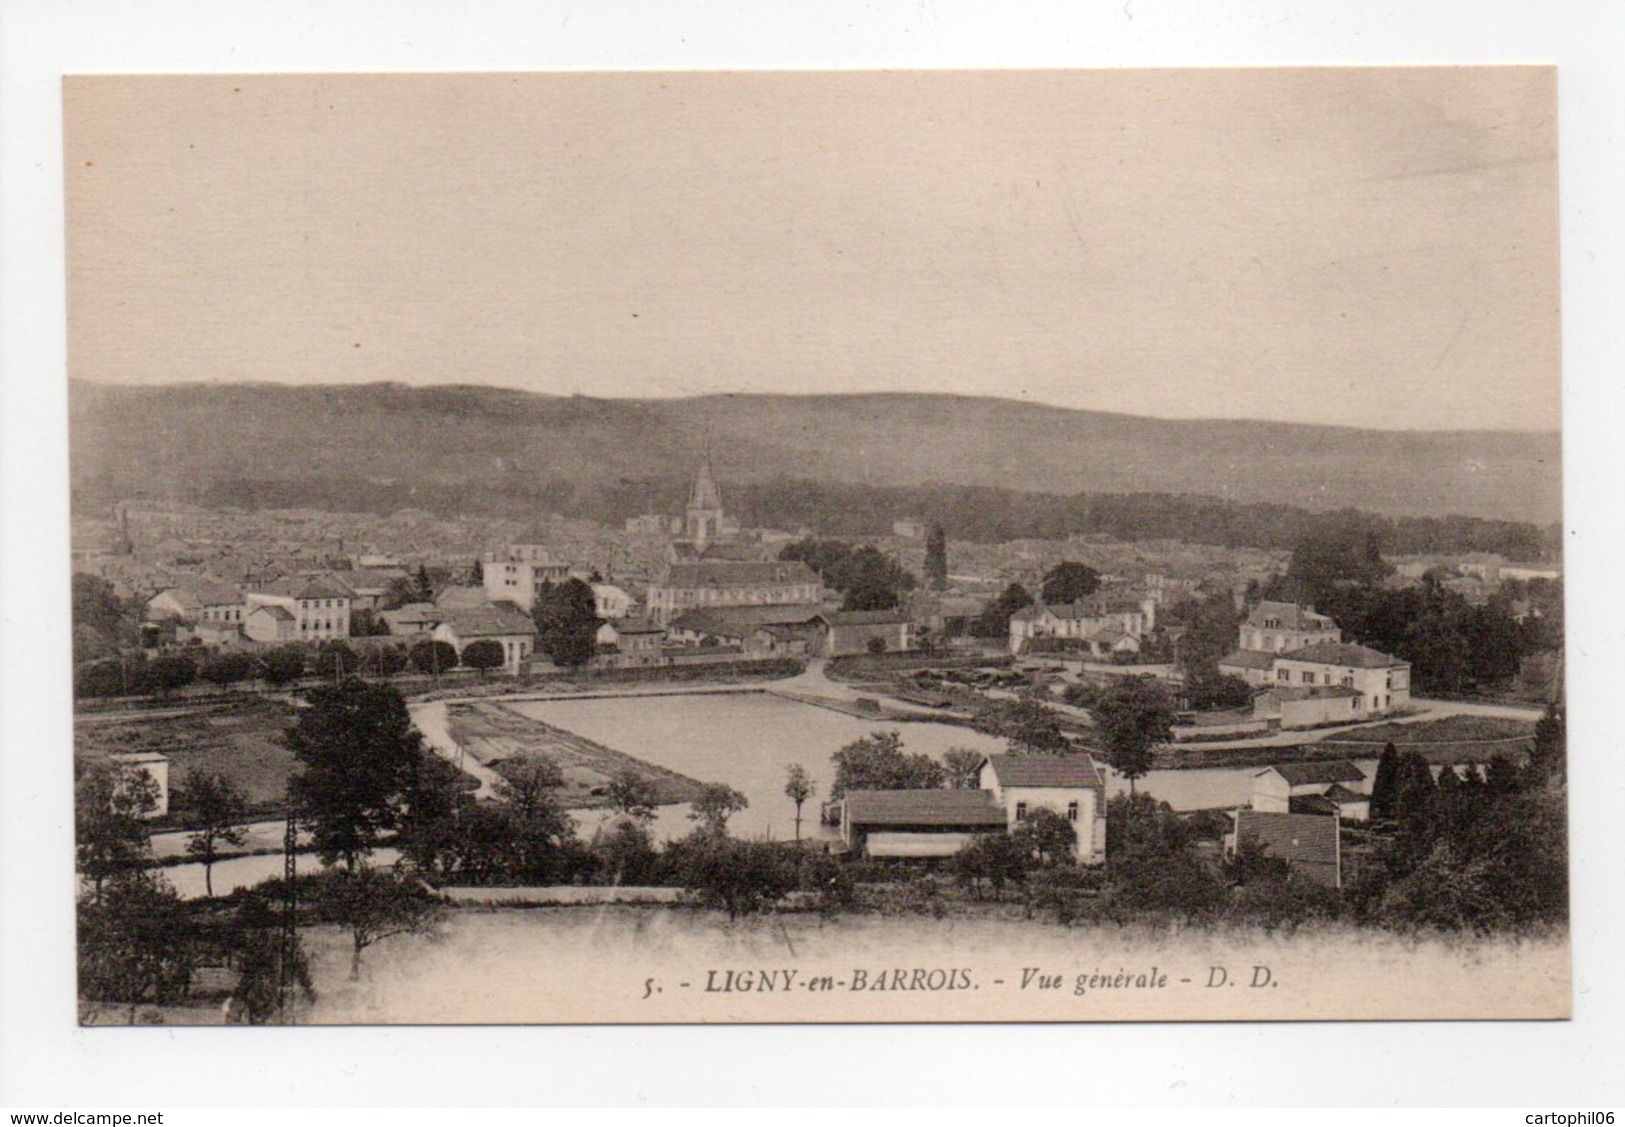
[688,458,723,511]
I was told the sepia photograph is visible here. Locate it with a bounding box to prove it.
[56,66,1572,1028]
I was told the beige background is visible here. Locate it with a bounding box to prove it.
[65,69,1558,432]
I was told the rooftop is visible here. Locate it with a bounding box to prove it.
[661,560,820,588]
[1278,642,1407,669]
[1259,760,1366,787]
[1246,601,1337,631]
[984,754,1103,789]
[844,789,1008,828]
[438,603,537,638]
[1233,810,1339,870]
[1218,649,1276,671]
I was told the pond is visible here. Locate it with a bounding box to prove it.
[504,693,1370,841]
[507,694,1010,844]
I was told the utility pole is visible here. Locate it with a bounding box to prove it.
[276,805,298,1022]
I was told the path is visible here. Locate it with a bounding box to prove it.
[410,700,505,800]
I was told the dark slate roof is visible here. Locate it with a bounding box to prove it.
[844,789,1008,828]
[1233,810,1340,872]
[1246,601,1337,630]
[255,576,351,601]
[1323,783,1370,804]
[1268,685,1362,702]
[1218,649,1276,671]
[1278,642,1406,669]
[610,617,666,636]
[249,604,296,622]
[661,561,819,588]
[1262,760,1366,787]
[439,603,537,638]
[823,610,909,626]
[670,605,826,634]
[985,754,1103,789]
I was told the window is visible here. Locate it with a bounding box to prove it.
[1277,669,1289,682]
[1351,698,1360,711]
[1067,801,1079,822]
[1301,671,1315,684]
[1015,801,1028,822]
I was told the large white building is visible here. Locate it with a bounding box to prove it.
[482,548,573,612]
[979,754,1107,864]
[1264,641,1412,719]
[1237,601,1341,654]
[645,560,822,626]
[1007,597,1153,657]
[244,576,352,641]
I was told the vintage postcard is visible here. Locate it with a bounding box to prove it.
[64,68,1566,1025]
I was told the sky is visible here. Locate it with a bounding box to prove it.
[63,67,1560,431]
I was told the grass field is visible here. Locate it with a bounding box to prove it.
[74,698,300,821]
[445,700,707,808]
[1315,714,1537,765]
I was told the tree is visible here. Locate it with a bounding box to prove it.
[408,639,459,676]
[923,523,948,589]
[607,769,659,824]
[75,761,158,903]
[1012,807,1077,867]
[829,731,945,798]
[177,771,249,898]
[591,818,660,887]
[77,871,196,1024]
[1041,561,1101,605]
[148,652,198,696]
[286,679,427,872]
[259,646,307,687]
[970,583,1034,639]
[955,833,1029,899]
[200,651,255,689]
[315,868,444,980]
[1164,591,1244,683]
[783,763,816,842]
[1370,742,1401,822]
[678,838,799,920]
[394,748,475,879]
[1529,701,1566,781]
[689,783,749,838]
[1183,673,1254,712]
[975,697,1070,755]
[942,747,986,790]
[491,756,579,884]
[228,893,315,1024]
[1090,677,1175,792]
[380,574,421,611]
[72,574,138,663]
[533,578,600,667]
[461,639,507,678]
[470,558,484,585]
[314,640,360,680]
[832,545,917,612]
[414,564,436,602]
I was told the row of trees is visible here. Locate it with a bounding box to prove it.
[73,637,515,699]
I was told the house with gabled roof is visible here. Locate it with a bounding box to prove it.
[646,560,821,626]
[979,754,1108,863]
[1270,641,1411,716]
[1239,601,1341,654]
[1226,810,1342,887]
[1008,598,1150,658]
[245,576,351,640]
[432,602,537,674]
[146,579,246,625]
[1252,760,1368,817]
